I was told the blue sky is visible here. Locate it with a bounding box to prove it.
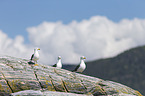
[0,0,145,42]
[1,1,145,64]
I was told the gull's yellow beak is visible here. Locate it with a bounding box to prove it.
[84,57,86,59]
[38,48,40,50]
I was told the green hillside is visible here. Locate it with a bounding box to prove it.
[63,45,145,95]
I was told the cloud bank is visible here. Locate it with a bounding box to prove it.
[1,16,145,65]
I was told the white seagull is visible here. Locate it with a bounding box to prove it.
[53,56,62,68]
[30,48,40,64]
[72,56,86,73]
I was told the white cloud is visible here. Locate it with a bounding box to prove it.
[1,16,145,65]
[0,30,33,59]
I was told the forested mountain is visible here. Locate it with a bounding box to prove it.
[63,45,145,95]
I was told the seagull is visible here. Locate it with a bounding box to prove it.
[72,56,86,73]
[53,56,62,68]
[29,48,40,65]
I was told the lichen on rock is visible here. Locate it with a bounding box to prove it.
[0,55,142,96]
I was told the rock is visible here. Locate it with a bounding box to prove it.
[11,90,92,96]
[0,55,142,96]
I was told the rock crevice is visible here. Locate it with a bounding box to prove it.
[0,56,142,96]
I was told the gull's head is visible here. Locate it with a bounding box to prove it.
[58,56,61,60]
[80,56,86,60]
[34,48,40,51]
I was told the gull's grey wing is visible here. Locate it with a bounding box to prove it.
[52,64,57,67]
[72,64,80,72]
[30,54,34,60]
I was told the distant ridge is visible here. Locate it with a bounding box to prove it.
[63,45,145,95]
